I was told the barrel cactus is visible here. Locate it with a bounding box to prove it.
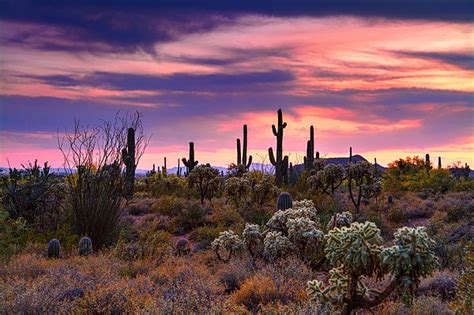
[307,223,438,314]
[47,238,60,258]
[277,191,293,211]
[78,236,93,256]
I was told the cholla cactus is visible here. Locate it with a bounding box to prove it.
[224,176,251,208]
[242,223,264,257]
[381,226,438,298]
[47,239,60,259]
[78,236,93,256]
[347,161,381,215]
[308,223,438,315]
[325,222,383,276]
[263,231,294,260]
[307,266,348,304]
[287,217,325,261]
[293,199,316,210]
[266,200,320,233]
[211,230,243,262]
[326,211,353,231]
[308,163,345,195]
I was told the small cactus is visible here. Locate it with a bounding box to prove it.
[388,195,394,204]
[175,238,191,256]
[277,192,293,211]
[78,236,93,256]
[47,239,60,258]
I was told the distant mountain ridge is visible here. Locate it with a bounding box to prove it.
[1,155,472,177]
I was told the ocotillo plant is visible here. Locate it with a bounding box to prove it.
[236,124,253,170]
[182,142,198,175]
[304,125,315,171]
[268,109,289,186]
[122,127,136,198]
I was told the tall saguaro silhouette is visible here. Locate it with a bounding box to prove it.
[268,108,289,186]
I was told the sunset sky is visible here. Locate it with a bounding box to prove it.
[0,1,472,169]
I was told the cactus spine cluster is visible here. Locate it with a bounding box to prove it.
[122,127,136,198]
[79,236,93,256]
[277,192,293,211]
[47,238,60,258]
[182,142,198,175]
[268,109,289,186]
[304,125,315,170]
[236,124,253,170]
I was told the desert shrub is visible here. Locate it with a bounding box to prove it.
[151,195,185,216]
[452,177,474,192]
[171,201,207,234]
[147,174,190,198]
[231,259,311,312]
[208,202,244,228]
[217,257,254,294]
[125,198,155,215]
[453,242,473,314]
[417,271,457,301]
[0,252,154,313]
[1,160,65,232]
[151,255,225,313]
[380,296,453,315]
[0,206,30,262]
[231,274,281,312]
[189,225,225,250]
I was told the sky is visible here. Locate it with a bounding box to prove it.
[0,0,473,169]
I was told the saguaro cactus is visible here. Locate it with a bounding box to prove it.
[268,109,289,186]
[438,156,442,169]
[425,153,432,172]
[122,127,136,198]
[236,124,253,170]
[177,158,182,176]
[182,142,198,175]
[79,236,93,256]
[162,157,167,176]
[304,125,315,170]
[349,146,353,164]
[47,239,60,258]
